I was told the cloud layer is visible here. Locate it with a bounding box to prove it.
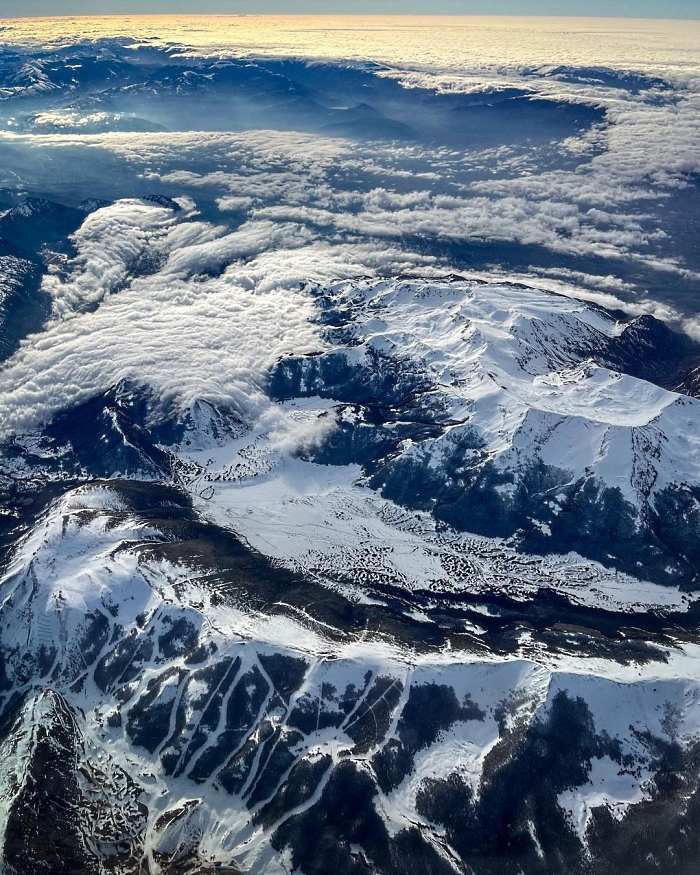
[0,35,698,436]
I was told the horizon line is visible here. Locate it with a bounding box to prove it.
[2,11,699,20]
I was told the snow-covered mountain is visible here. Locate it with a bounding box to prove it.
[1,266,699,871]
[1,483,699,875]
[269,277,700,586]
[5,272,699,590]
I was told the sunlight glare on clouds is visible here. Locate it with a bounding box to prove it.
[0,15,699,81]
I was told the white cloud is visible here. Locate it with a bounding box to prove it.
[0,199,437,441]
[45,199,177,318]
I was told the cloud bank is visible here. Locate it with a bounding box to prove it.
[0,36,698,437]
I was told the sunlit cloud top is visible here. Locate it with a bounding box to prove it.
[0,15,699,80]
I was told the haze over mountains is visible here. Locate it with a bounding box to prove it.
[0,15,699,875]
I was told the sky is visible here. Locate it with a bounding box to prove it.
[1,1,698,20]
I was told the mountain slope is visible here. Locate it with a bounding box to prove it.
[1,265,700,873]
[268,277,700,586]
[0,484,699,875]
